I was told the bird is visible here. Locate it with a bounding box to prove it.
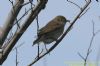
[33,15,70,46]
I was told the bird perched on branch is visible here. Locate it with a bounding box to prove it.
[33,15,70,46]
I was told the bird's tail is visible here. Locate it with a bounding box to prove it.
[33,36,44,46]
[32,38,40,46]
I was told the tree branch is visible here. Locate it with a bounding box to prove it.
[0,0,24,47]
[28,0,91,66]
[0,0,48,65]
[78,21,100,66]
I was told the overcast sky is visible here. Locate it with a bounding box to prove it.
[0,0,100,66]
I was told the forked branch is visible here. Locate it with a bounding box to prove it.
[78,21,100,66]
[0,0,48,65]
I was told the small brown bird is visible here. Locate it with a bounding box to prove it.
[33,15,70,46]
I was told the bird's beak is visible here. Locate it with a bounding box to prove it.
[66,19,70,24]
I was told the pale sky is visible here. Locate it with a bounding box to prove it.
[0,0,100,66]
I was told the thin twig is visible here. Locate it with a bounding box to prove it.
[13,7,33,26]
[13,42,24,66]
[22,2,30,6]
[79,7,90,18]
[67,0,82,10]
[28,0,91,66]
[78,52,85,60]
[78,20,100,66]
[22,0,35,6]
[15,48,18,66]
[34,49,44,60]
[9,0,13,4]
[36,15,40,58]
[9,0,20,28]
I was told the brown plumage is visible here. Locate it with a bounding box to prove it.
[33,15,70,46]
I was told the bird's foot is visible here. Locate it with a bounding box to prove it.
[44,44,51,55]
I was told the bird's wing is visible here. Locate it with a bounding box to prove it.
[38,20,64,36]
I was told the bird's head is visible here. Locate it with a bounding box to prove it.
[55,15,70,24]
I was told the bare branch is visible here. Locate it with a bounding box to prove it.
[67,0,82,10]
[67,0,90,18]
[0,0,24,47]
[78,20,100,66]
[13,43,24,66]
[22,0,35,6]
[9,0,20,28]
[78,52,85,60]
[9,0,13,4]
[0,0,48,65]
[14,7,33,26]
[34,48,44,60]
[36,15,39,33]
[22,2,30,6]
[36,15,40,58]
[28,0,91,66]
[79,7,90,18]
